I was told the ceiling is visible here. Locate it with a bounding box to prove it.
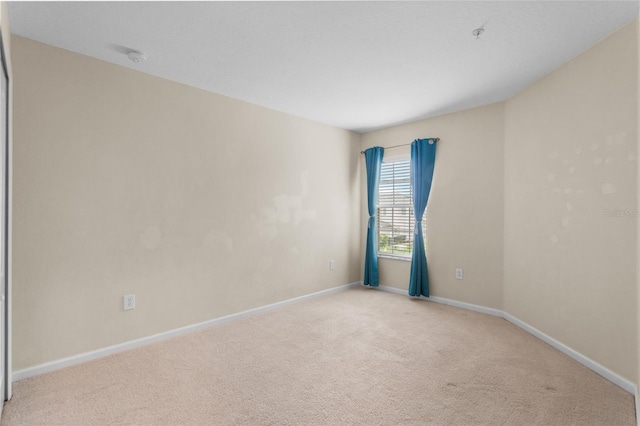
[7,1,639,133]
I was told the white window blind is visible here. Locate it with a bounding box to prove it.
[377,159,426,257]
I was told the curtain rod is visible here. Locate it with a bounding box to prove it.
[360,138,440,154]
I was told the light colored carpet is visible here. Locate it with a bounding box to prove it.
[1,287,635,425]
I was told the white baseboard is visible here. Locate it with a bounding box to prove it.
[427,295,502,317]
[375,284,502,317]
[13,281,362,382]
[502,312,636,395]
[372,284,636,397]
[372,284,407,296]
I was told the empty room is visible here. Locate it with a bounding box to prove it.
[0,0,637,424]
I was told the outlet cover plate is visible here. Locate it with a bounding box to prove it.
[124,294,136,311]
[455,268,464,280]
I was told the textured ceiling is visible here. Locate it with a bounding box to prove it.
[7,1,639,133]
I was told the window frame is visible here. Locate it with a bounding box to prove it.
[376,156,426,260]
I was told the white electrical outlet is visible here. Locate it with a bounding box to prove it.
[329,260,335,270]
[124,294,136,311]
[455,268,464,280]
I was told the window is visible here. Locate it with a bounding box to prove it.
[377,159,426,257]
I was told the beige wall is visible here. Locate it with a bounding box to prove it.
[11,36,361,371]
[1,0,11,396]
[637,15,640,401]
[361,20,638,385]
[361,103,505,310]
[504,21,638,382]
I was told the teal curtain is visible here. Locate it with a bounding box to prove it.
[363,146,384,287]
[408,139,437,297]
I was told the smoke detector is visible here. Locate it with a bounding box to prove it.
[127,50,147,63]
